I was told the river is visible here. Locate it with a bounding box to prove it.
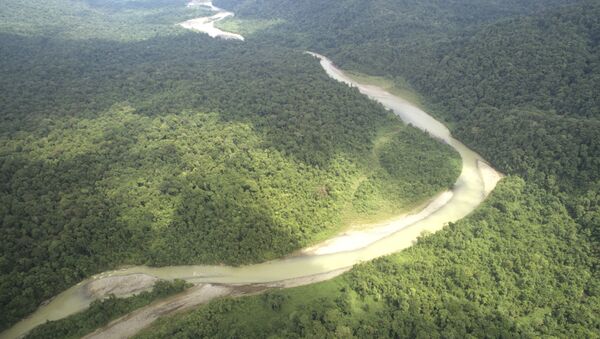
[179,1,244,40]
[0,26,503,339]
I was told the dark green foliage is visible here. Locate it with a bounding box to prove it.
[0,33,394,167]
[220,0,600,190]
[414,2,600,119]
[455,107,600,190]
[26,279,191,339]
[132,0,600,337]
[413,3,600,191]
[0,0,460,331]
[136,178,600,338]
[216,0,583,76]
[3,0,599,336]
[0,0,205,40]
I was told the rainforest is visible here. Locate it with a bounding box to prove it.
[0,0,598,338]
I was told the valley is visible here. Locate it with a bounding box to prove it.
[0,0,597,338]
[2,50,500,339]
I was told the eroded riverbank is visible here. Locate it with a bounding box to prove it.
[1,54,501,339]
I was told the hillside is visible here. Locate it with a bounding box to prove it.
[139,177,599,338]
[2,0,598,337]
[0,0,461,331]
[131,0,600,337]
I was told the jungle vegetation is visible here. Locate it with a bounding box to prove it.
[219,0,600,191]
[0,0,461,331]
[25,279,190,339]
[131,0,600,337]
[2,0,598,336]
[138,177,599,338]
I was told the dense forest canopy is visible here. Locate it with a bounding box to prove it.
[138,177,599,338]
[131,0,599,337]
[216,0,600,192]
[1,0,598,337]
[0,0,461,331]
[0,0,207,40]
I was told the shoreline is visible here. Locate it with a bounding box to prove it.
[301,190,454,256]
[83,267,351,339]
[1,53,502,339]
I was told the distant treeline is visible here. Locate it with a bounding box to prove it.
[132,0,600,337]
[0,0,460,330]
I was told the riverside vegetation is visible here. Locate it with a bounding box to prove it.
[2,0,598,337]
[25,279,190,339]
[138,177,598,338]
[127,0,599,337]
[0,0,461,331]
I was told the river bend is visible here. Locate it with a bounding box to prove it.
[1,54,501,339]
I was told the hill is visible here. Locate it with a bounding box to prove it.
[132,0,600,337]
[0,0,461,330]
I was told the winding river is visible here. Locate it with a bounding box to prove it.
[0,9,502,339]
[179,1,244,40]
[1,53,501,339]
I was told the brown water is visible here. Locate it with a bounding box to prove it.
[1,53,501,339]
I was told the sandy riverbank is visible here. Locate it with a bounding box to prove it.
[84,284,234,339]
[302,191,454,255]
[478,160,503,195]
[83,268,351,339]
[84,274,159,299]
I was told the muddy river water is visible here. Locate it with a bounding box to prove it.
[1,50,502,339]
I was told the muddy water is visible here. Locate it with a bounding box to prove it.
[1,54,501,339]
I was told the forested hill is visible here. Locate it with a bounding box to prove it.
[0,0,462,331]
[219,0,600,192]
[216,0,581,61]
[411,1,600,192]
[219,0,599,271]
[218,0,577,32]
[132,1,600,338]
[2,0,599,337]
[415,2,600,119]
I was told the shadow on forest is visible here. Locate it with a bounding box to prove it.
[0,32,392,167]
[0,31,397,330]
[0,118,300,328]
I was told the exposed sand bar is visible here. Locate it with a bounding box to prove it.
[302,191,454,255]
[83,268,350,339]
[83,284,235,339]
[1,54,502,339]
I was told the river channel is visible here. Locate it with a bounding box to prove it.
[0,17,502,339]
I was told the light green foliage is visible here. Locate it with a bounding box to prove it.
[0,1,461,330]
[3,0,599,336]
[350,127,460,216]
[128,0,599,337]
[135,178,600,338]
[0,92,458,330]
